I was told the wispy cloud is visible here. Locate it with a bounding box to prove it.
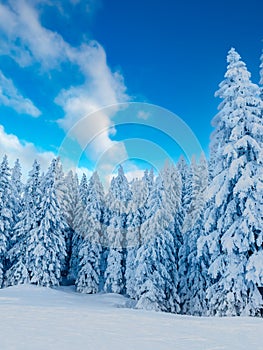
[0,1,67,68]
[56,42,129,164]
[137,110,151,120]
[0,71,41,117]
[69,0,101,13]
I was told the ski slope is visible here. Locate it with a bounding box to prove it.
[0,285,262,350]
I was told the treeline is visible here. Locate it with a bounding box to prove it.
[0,48,263,317]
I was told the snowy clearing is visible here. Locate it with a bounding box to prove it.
[0,285,262,350]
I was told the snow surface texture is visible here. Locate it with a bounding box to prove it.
[0,285,262,350]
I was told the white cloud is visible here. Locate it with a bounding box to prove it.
[121,161,146,183]
[137,110,151,120]
[56,42,129,165]
[0,124,54,178]
[0,124,94,182]
[102,162,145,191]
[74,166,93,181]
[54,34,130,178]
[0,71,41,117]
[125,169,145,182]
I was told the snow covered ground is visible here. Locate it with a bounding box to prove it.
[0,285,262,350]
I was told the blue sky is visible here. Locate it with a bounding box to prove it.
[0,0,262,181]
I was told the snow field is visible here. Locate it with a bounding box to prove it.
[0,285,262,350]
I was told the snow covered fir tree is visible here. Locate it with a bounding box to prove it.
[0,47,262,317]
[198,48,263,316]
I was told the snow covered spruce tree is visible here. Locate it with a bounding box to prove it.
[176,156,191,308]
[67,174,88,283]
[28,159,67,286]
[53,159,71,278]
[63,170,80,282]
[177,157,193,311]
[179,154,209,315]
[9,159,23,237]
[63,171,80,230]
[133,163,181,313]
[176,155,189,212]
[200,48,263,316]
[162,161,183,247]
[76,171,105,293]
[0,155,12,286]
[5,160,41,286]
[79,173,89,206]
[104,166,131,294]
[125,170,154,299]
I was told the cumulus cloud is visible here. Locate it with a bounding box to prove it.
[74,166,93,181]
[103,162,146,190]
[0,124,54,177]
[125,169,145,182]
[0,124,94,182]
[0,71,41,117]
